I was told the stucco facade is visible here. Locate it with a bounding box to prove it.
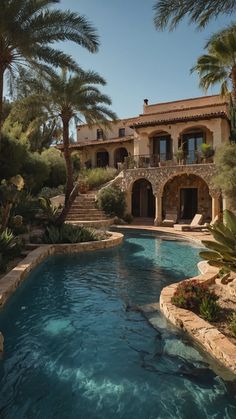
[67,94,231,224]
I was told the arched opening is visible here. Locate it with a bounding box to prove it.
[114,147,128,168]
[132,178,155,218]
[96,149,109,167]
[151,131,173,162]
[179,126,213,164]
[162,174,212,222]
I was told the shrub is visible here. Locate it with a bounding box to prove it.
[42,224,107,244]
[229,312,236,338]
[38,196,60,225]
[97,186,126,218]
[0,228,22,272]
[13,193,40,224]
[23,152,50,194]
[171,279,219,313]
[214,144,236,209]
[71,152,81,172]
[78,167,117,190]
[0,134,27,179]
[41,148,66,188]
[39,185,65,198]
[123,213,134,224]
[199,298,220,322]
[200,143,214,159]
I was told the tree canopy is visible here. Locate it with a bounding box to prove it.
[153,0,236,30]
[0,0,99,128]
[191,24,236,105]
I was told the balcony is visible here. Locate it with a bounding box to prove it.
[123,152,214,170]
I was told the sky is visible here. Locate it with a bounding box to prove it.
[58,1,232,119]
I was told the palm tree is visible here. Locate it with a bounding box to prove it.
[153,0,236,30]
[0,0,99,132]
[21,69,117,224]
[191,24,236,106]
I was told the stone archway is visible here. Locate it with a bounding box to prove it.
[162,173,212,222]
[131,178,155,218]
[114,147,128,168]
[96,149,109,167]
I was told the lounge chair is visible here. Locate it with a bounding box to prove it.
[162,211,177,227]
[174,214,204,231]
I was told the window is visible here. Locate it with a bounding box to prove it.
[119,128,125,137]
[182,132,204,163]
[97,129,103,140]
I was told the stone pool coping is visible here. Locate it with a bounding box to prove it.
[0,231,123,353]
[115,225,236,375]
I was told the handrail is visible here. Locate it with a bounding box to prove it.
[123,153,214,169]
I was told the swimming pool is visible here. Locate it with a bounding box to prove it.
[0,231,235,418]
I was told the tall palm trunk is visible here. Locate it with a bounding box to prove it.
[0,65,5,141]
[55,111,78,226]
[62,113,74,204]
[232,66,236,107]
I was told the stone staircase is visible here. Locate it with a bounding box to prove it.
[66,193,113,228]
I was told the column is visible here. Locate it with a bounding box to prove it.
[109,150,114,168]
[211,194,220,223]
[154,194,162,226]
[126,190,132,214]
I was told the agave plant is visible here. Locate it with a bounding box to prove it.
[200,210,236,272]
[38,196,60,224]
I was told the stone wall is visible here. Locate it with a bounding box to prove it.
[163,174,212,221]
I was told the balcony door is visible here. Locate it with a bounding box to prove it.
[182,132,203,164]
[153,135,172,161]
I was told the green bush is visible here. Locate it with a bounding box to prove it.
[39,185,65,198]
[0,134,27,179]
[97,186,126,218]
[200,143,214,159]
[13,193,40,224]
[78,167,117,190]
[71,152,81,172]
[0,228,22,272]
[41,148,66,188]
[38,196,60,225]
[171,279,219,313]
[23,152,50,194]
[42,224,107,244]
[199,298,220,322]
[123,213,134,224]
[229,312,236,338]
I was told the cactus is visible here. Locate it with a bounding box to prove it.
[200,210,236,272]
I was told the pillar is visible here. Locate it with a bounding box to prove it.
[126,190,132,214]
[109,150,114,168]
[211,194,220,223]
[154,194,162,226]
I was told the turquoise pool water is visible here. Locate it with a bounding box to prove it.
[0,231,236,418]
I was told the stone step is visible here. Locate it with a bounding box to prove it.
[69,209,103,214]
[67,216,107,221]
[70,204,98,209]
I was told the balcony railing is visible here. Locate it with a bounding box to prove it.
[123,153,214,169]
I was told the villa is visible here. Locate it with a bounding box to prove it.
[69,94,231,226]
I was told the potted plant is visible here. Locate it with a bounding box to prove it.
[200,143,214,163]
[174,147,185,165]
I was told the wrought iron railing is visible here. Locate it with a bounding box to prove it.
[123,152,214,169]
